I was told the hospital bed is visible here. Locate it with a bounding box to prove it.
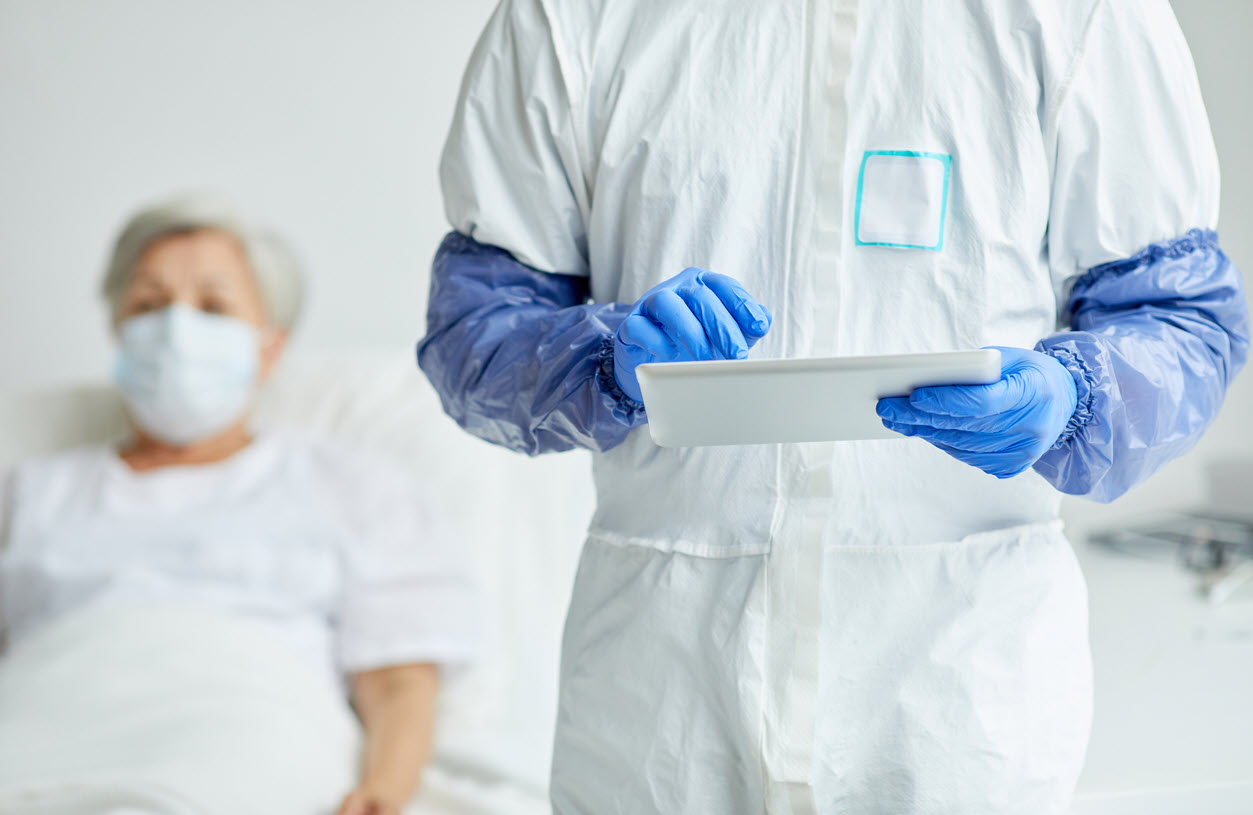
[0,350,589,814]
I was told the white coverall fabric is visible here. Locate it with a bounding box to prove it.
[440,1,1219,812]
[0,432,478,687]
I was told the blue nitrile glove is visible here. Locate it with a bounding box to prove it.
[876,346,1080,479]
[614,267,772,402]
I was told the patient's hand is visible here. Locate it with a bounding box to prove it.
[338,663,440,815]
[336,786,405,815]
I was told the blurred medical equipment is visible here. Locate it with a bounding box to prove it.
[1070,525,1253,814]
[1090,513,1253,605]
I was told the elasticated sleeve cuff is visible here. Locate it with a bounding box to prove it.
[1038,343,1096,451]
[595,335,647,418]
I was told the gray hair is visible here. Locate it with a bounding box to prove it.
[101,193,305,330]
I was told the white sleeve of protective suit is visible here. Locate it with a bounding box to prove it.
[440,0,590,276]
[1046,0,1220,297]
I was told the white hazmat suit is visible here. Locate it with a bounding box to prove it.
[426,0,1231,812]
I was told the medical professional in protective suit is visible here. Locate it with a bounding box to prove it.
[419,0,1249,812]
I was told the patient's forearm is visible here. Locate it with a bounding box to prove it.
[351,663,439,807]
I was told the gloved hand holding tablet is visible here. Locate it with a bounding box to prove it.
[876,346,1080,478]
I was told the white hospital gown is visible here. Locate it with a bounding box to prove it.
[0,432,477,689]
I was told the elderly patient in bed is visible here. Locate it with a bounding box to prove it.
[0,195,477,815]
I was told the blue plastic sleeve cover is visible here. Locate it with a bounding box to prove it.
[417,231,647,456]
[1034,229,1250,502]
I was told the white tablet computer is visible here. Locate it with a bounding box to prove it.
[635,349,1002,447]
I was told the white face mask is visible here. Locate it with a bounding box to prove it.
[113,304,261,446]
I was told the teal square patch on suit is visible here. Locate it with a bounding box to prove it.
[854,150,952,251]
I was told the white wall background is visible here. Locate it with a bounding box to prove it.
[0,0,499,392]
[0,0,1249,518]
